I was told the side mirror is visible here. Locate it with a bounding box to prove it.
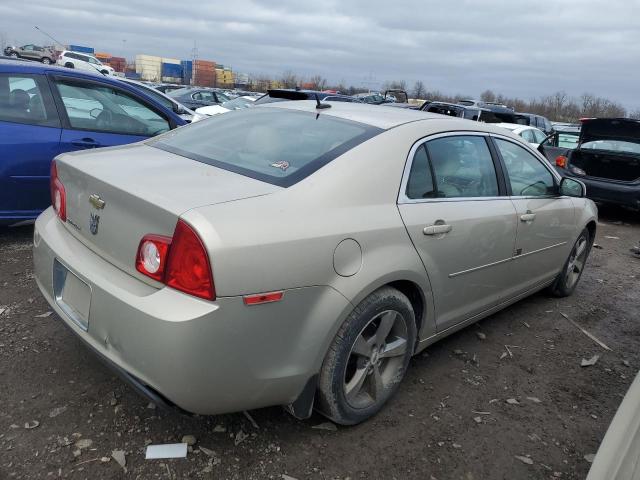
[559,177,586,198]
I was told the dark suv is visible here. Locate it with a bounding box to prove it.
[518,113,554,135]
[4,44,56,64]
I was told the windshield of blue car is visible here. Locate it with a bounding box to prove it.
[152,107,382,187]
[581,140,640,155]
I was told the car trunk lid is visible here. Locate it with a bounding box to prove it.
[56,143,280,282]
[573,119,640,182]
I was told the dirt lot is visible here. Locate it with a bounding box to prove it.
[0,206,638,480]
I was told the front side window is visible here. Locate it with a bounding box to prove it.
[55,80,170,136]
[88,57,100,65]
[153,108,380,187]
[424,136,499,198]
[495,138,556,196]
[0,74,59,127]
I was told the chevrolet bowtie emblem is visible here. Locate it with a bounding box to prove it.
[88,194,106,210]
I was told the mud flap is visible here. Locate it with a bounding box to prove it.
[284,375,317,419]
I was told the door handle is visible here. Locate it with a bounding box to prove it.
[71,138,101,149]
[423,224,452,235]
[520,211,536,222]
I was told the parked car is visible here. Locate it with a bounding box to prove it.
[118,77,205,123]
[539,118,640,209]
[457,99,528,124]
[154,84,184,95]
[586,370,640,480]
[255,89,362,105]
[195,96,256,116]
[518,113,554,135]
[33,100,596,425]
[4,44,56,64]
[538,125,582,166]
[354,92,387,104]
[420,101,482,120]
[57,50,115,75]
[167,87,230,109]
[494,123,548,147]
[0,59,187,226]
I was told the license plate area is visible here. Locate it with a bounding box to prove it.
[53,259,91,331]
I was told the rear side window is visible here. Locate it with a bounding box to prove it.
[414,136,500,198]
[0,74,59,127]
[153,108,381,187]
[54,79,170,136]
[406,145,436,199]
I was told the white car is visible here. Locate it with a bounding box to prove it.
[195,96,256,116]
[57,51,115,76]
[494,123,548,147]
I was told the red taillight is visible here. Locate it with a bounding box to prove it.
[50,160,66,221]
[136,220,215,300]
[165,220,215,300]
[555,155,568,168]
[135,234,172,281]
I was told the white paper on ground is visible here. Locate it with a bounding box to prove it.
[145,443,188,459]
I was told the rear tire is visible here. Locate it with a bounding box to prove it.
[549,228,591,297]
[64,62,74,69]
[317,287,416,425]
[41,57,51,64]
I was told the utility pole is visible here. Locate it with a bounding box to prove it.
[191,40,198,86]
[34,26,64,49]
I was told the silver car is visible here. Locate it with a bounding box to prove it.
[33,101,597,425]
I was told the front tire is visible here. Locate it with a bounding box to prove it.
[317,287,416,425]
[64,62,74,69]
[9,52,18,58]
[549,228,591,297]
[41,57,51,64]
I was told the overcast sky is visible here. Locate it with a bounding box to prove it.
[2,0,639,109]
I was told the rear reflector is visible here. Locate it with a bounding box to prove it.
[555,155,568,168]
[50,160,66,222]
[243,291,284,306]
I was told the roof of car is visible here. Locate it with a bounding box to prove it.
[260,100,527,132]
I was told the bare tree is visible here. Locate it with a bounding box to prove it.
[412,81,426,99]
[629,109,640,120]
[0,31,7,52]
[280,70,298,89]
[308,74,327,91]
[480,90,496,102]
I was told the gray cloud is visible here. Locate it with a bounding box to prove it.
[2,0,638,109]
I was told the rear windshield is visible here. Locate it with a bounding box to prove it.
[152,107,382,187]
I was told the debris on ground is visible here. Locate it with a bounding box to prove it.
[622,359,631,367]
[581,355,600,367]
[243,410,260,429]
[235,430,249,446]
[74,438,93,450]
[24,420,40,429]
[506,398,520,405]
[515,455,534,465]
[592,243,603,249]
[34,311,53,318]
[476,332,486,340]
[111,450,127,472]
[181,435,197,446]
[584,453,596,463]
[213,424,226,433]
[145,443,188,459]
[312,422,338,432]
[560,313,612,351]
[526,397,542,404]
[473,416,482,424]
[282,474,299,480]
[604,236,620,240]
[48,406,67,418]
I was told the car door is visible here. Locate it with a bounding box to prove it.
[397,133,518,331]
[49,75,173,153]
[0,72,62,221]
[20,45,37,60]
[492,136,575,294]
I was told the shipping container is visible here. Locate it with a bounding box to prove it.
[181,60,193,85]
[69,45,94,54]
[161,63,183,78]
[124,71,142,80]
[162,57,180,65]
[135,54,162,82]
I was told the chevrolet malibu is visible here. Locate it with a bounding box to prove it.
[33,101,597,425]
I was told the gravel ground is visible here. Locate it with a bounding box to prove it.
[0,205,638,480]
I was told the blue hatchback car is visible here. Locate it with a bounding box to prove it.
[0,59,187,226]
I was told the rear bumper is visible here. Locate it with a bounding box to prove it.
[33,208,351,414]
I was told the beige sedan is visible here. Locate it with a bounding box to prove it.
[33,100,597,424]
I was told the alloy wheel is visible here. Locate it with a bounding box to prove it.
[343,309,409,409]
[565,236,588,289]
